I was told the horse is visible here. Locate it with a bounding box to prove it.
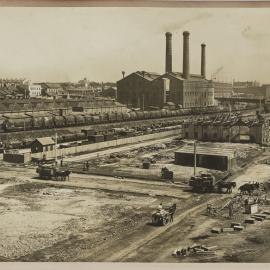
[239,182,259,195]
[218,182,237,193]
[55,170,71,181]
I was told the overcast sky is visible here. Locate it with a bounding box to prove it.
[0,7,269,83]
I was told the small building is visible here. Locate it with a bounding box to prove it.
[101,86,117,99]
[175,145,236,171]
[65,87,95,98]
[41,83,64,97]
[29,84,42,98]
[3,149,31,163]
[31,137,55,154]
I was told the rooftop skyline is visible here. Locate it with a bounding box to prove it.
[0,7,269,83]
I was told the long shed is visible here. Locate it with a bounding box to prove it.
[175,145,236,171]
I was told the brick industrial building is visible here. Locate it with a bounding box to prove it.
[117,31,215,109]
[183,112,270,145]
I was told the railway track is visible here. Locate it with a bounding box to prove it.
[0,108,257,141]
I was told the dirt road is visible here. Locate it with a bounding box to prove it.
[0,152,270,262]
[102,195,226,262]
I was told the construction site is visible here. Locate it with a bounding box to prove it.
[1,8,270,263]
[1,119,270,262]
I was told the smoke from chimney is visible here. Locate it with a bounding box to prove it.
[165,32,172,73]
[183,31,190,79]
[201,43,206,78]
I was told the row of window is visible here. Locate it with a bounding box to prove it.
[44,145,54,151]
[29,91,41,96]
[184,102,213,107]
[184,91,213,97]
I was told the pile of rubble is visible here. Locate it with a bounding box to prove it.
[211,210,270,234]
[172,244,217,257]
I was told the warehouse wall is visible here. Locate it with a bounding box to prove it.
[3,152,31,163]
[175,152,233,171]
[32,129,182,159]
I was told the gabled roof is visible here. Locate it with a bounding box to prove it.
[34,137,55,146]
[161,72,207,81]
[118,70,209,84]
[41,83,63,89]
[118,71,161,83]
[135,71,161,81]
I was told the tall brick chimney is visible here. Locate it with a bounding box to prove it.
[165,32,172,73]
[183,31,190,79]
[201,43,206,78]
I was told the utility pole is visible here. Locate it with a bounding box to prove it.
[55,132,58,164]
[194,140,197,176]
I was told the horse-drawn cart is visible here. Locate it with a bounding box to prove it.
[36,165,71,181]
[151,203,176,226]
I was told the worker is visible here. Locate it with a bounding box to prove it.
[170,211,174,222]
[228,203,233,219]
[60,159,63,167]
[169,203,176,222]
[158,203,163,211]
[86,161,90,171]
[207,204,212,214]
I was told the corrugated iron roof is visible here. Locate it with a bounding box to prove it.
[175,146,235,158]
[164,72,207,81]
[35,137,55,146]
[135,71,161,81]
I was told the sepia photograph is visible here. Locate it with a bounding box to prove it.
[0,2,270,264]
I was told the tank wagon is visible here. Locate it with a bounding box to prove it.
[0,106,254,133]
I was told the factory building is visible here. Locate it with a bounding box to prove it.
[212,81,233,98]
[183,113,270,145]
[117,71,161,109]
[117,31,215,109]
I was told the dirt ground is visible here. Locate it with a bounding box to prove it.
[69,139,263,184]
[0,140,270,262]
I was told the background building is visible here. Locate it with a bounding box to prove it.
[28,84,42,98]
[233,81,261,97]
[40,83,64,98]
[212,81,233,98]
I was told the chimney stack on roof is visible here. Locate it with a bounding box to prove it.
[183,31,190,79]
[165,32,172,73]
[201,43,206,78]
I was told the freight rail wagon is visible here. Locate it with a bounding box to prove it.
[0,106,246,133]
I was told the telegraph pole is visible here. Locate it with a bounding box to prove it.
[194,140,197,176]
[55,132,58,164]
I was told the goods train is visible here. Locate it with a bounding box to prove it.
[3,121,183,150]
[0,106,252,133]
